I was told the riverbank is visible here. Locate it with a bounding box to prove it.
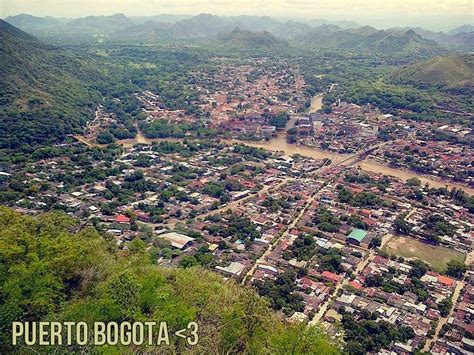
[107,92,474,195]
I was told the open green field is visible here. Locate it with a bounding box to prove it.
[383,235,466,272]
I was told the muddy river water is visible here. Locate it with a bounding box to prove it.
[116,94,473,194]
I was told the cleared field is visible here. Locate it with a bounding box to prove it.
[383,235,466,272]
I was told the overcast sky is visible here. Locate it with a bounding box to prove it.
[1,0,473,31]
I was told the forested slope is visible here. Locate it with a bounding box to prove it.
[0,207,339,354]
[0,20,102,150]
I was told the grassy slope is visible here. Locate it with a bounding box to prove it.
[391,55,474,90]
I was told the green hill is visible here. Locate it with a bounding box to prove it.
[297,27,443,56]
[0,206,339,354]
[212,28,290,54]
[391,55,474,92]
[0,20,101,150]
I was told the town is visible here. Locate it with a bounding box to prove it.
[2,55,473,355]
[3,127,473,353]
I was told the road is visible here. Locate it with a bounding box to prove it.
[73,135,100,148]
[309,233,391,325]
[241,143,375,285]
[241,177,322,285]
[422,279,466,352]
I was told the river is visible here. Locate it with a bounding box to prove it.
[114,94,473,195]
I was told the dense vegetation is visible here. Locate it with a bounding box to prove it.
[341,312,415,355]
[0,20,102,150]
[0,207,338,354]
[254,271,305,316]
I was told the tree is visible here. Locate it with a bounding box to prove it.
[406,177,421,187]
[394,217,411,234]
[369,237,381,249]
[179,255,198,268]
[409,260,428,278]
[438,298,452,317]
[128,238,146,253]
[96,131,115,144]
[445,260,467,279]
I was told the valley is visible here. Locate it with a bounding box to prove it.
[1,10,473,355]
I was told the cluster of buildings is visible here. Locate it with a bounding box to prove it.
[192,60,308,137]
[433,276,474,354]
[292,102,387,153]
[3,56,473,355]
[377,137,473,187]
[134,91,195,125]
[330,254,460,353]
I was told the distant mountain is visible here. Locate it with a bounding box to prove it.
[171,13,238,37]
[269,21,313,40]
[0,20,101,148]
[110,13,307,43]
[3,13,360,45]
[448,24,474,35]
[66,13,131,33]
[296,26,444,55]
[131,14,192,24]
[391,55,474,93]
[3,13,458,54]
[450,31,474,48]
[5,13,68,31]
[302,18,360,29]
[391,27,474,49]
[212,28,290,53]
[5,13,135,44]
[333,20,361,29]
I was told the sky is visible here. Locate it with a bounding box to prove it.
[1,0,473,31]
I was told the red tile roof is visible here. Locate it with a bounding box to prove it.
[350,280,363,289]
[322,271,341,283]
[115,214,131,223]
[437,275,455,287]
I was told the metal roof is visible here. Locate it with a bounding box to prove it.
[347,228,368,242]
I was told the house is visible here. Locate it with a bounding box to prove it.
[135,212,151,222]
[437,275,455,287]
[158,232,195,250]
[346,228,368,246]
[322,271,341,283]
[115,214,131,224]
[216,262,246,277]
[349,280,363,290]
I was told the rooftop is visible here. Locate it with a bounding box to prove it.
[347,228,368,242]
[158,232,195,249]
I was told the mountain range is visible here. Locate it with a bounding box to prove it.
[5,13,473,51]
[294,26,443,55]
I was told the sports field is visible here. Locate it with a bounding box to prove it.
[383,235,466,272]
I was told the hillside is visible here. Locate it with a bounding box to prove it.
[390,27,474,49]
[448,24,474,35]
[297,26,444,56]
[391,55,474,92]
[0,20,101,149]
[212,28,290,54]
[0,206,339,354]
